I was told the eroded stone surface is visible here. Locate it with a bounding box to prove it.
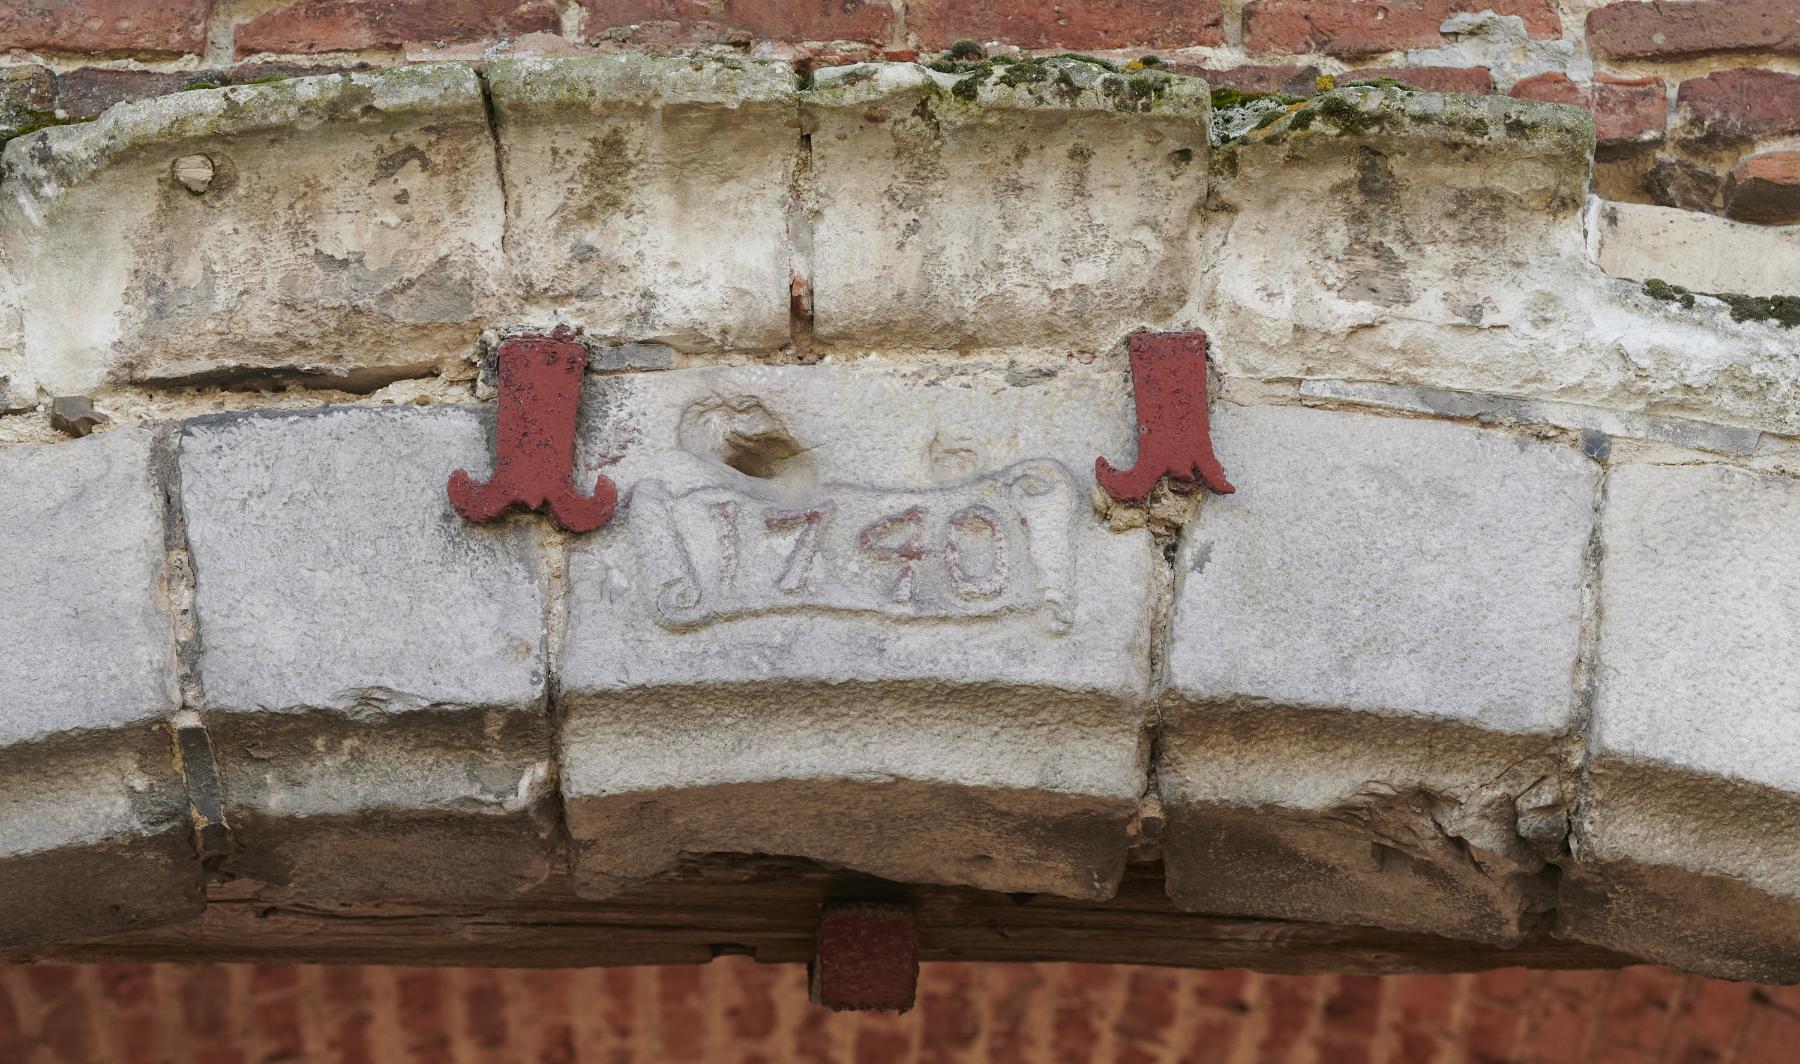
[1160,403,1598,944]
[1206,87,1800,436]
[488,55,799,352]
[0,65,503,399]
[558,362,1157,900]
[1566,463,1800,981]
[1589,199,1800,297]
[805,60,1211,351]
[0,427,200,946]
[179,406,555,902]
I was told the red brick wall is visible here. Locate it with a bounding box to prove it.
[2,960,1798,1063]
[4,1,1800,222]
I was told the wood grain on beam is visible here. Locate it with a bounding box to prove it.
[11,859,1641,973]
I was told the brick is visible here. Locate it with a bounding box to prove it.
[1510,71,1665,144]
[1167,63,1320,96]
[487,55,796,352]
[1510,70,1583,107]
[1677,67,1800,140]
[1599,967,1682,1051]
[0,66,503,398]
[1725,149,1800,225]
[0,427,203,950]
[1245,0,1557,54]
[1348,65,1492,94]
[53,68,205,120]
[179,406,556,904]
[1244,0,1449,56]
[909,0,1224,49]
[584,0,895,45]
[235,0,559,55]
[1588,0,1800,60]
[1592,73,1666,144]
[1455,0,1561,35]
[1161,405,1597,944]
[0,0,210,55]
[1568,464,1800,981]
[805,60,1209,350]
[557,363,1157,899]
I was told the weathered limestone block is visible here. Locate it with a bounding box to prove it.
[0,427,201,947]
[1160,404,1598,944]
[558,363,1158,899]
[804,60,1211,351]
[0,65,503,397]
[488,55,799,352]
[178,406,555,902]
[1587,198,1800,297]
[1206,87,1800,436]
[1565,463,1800,981]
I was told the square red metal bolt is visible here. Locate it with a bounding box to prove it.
[810,902,919,1012]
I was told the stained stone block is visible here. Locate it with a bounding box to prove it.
[1159,404,1598,944]
[1565,463,1800,981]
[0,427,201,947]
[487,55,800,352]
[178,406,555,903]
[558,363,1158,899]
[804,60,1212,351]
[0,65,503,396]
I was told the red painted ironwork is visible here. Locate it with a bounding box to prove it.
[1096,330,1236,503]
[449,327,618,533]
[810,903,919,1013]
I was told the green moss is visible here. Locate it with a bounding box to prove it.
[950,74,980,101]
[1340,77,1412,91]
[1644,278,1695,308]
[1310,92,1383,134]
[181,80,225,91]
[1049,53,1119,72]
[241,74,290,86]
[3,114,96,143]
[1644,279,1800,328]
[1136,55,1164,67]
[948,39,984,59]
[1719,293,1800,329]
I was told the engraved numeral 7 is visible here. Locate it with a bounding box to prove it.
[764,505,831,592]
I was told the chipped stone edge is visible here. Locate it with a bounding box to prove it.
[1,64,486,220]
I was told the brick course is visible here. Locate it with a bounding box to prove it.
[235,0,560,55]
[1588,0,1800,60]
[0,0,211,55]
[1677,68,1800,140]
[909,0,1225,50]
[2,962,1792,1063]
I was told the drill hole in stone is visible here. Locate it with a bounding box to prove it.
[679,397,814,482]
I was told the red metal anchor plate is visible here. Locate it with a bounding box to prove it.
[1096,330,1235,503]
[449,328,617,533]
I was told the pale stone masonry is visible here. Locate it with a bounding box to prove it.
[557,363,1158,900]
[0,64,504,397]
[177,407,558,903]
[1161,404,1598,945]
[0,427,201,946]
[1,55,1799,981]
[1567,463,1800,982]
